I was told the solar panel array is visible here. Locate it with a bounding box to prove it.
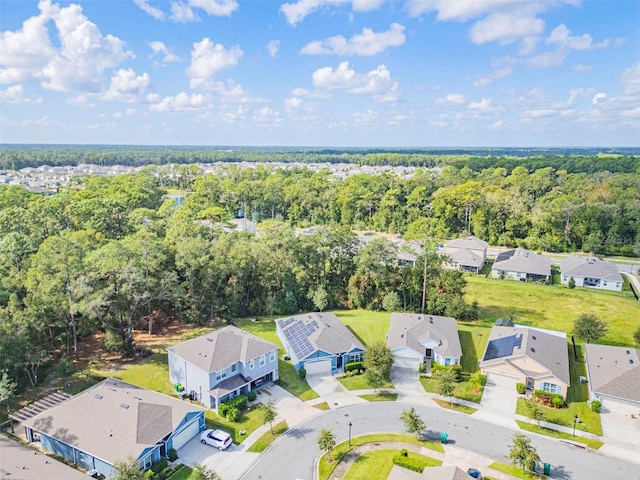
[282,319,319,359]
[484,334,523,361]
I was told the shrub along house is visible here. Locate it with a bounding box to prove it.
[167,326,279,411]
[21,378,205,478]
[478,326,570,399]
[276,312,365,375]
[386,313,462,371]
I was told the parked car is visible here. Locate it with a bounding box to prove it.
[467,468,483,479]
[200,429,232,450]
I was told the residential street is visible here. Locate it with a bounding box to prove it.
[239,402,640,480]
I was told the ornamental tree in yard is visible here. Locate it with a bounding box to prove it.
[509,433,540,475]
[400,407,426,438]
[573,313,607,343]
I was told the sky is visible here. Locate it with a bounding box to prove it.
[1,0,639,147]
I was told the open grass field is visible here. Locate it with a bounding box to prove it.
[343,449,441,480]
[93,350,175,396]
[465,276,639,346]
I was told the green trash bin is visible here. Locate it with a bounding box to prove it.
[530,461,537,472]
[440,432,448,444]
[543,463,551,475]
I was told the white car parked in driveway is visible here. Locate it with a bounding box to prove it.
[200,429,232,450]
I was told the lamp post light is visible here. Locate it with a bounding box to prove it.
[348,421,353,446]
[573,415,579,436]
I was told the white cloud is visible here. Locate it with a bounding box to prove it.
[435,93,466,105]
[592,93,607,105]
[352,108,378,124]
[0,85,42,104]
[171,1,199,22]
[619,62,640,95]
[290,87,332,98]
[312,61,400,102]
[267,40,281,58]
[406,0,519,21]
[473,66,512,87]
[134,0,165,19]
[252,107,281,126]
[300,23,405,56]
[285,96,304,113]
[66,94,94,108]
[573,64,593,72]
[149,92,207,112]
[149,41,181,63]
[524,50,567,68]
[468,97,497,113]
[546,24,609,50]
[208,79,263,103]
[189,0,239,16]
[280,0,385,26]
[187,38,243,89]
[102,68,151,102]
[470,12,544,45]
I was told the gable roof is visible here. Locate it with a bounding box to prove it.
[22,378,203,466]
[276,312,365,360]
[584,344,640,403]
[479,326,570,385]
[444,235,488,251]
[492,248,551,276]
[560,256,623,282]
[167,326,278,373]
[441,246,484,268]
[387,313,462,359]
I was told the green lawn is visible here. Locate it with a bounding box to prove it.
[204,406,264,444]
[247,421,288,453]
[93,350,175,396]
[457,322,491,374]
[167,465,195,480]
[313,401,330,410]
[419,376,483,403]
[516,420,603,449]
[359,393,398,402]
[319,434,444,480]
[516,399,602,435]
[339,373,394,391]
[343,449,441,480]
[432,398,477,414]
[334,310,391,347]
[488,461,545,479]
[466,276,639,346]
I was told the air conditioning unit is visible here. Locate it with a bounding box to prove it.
[579,376,587,383]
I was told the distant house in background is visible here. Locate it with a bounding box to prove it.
[168,326,279,411]
[227,217,257,234]
[560,256,623,292]
[584,344,640,414]
[21,379,205,478]
[441,236,488,274]
[478,326,570,399]
[386,313,462,371]
[491,248,551,282]
[276,312,365,375]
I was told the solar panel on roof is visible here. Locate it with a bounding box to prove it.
[484,335,519,361]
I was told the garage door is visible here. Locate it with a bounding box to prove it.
[393,356,420,370]
[486,372,519,388]
[172,416,202,451]
[305,359,332,375]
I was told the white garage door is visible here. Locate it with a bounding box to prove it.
[393,356,420,370]
[486,372,520,388]
[305,359,332,375]
[172,417,202,451]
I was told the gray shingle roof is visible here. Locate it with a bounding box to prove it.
[276,312,364,360]
[386,313,462,358]
[492,248,551,276]
[444,235,488,251]
[22,378,203,466]
[560,256,623,282]
[584,344,640,403]
[167,326,278,373]
[441,247,484,268]
[479,326,570,385]
[388,465,473,480]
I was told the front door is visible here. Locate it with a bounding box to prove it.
[526,377,534,390]
[425,348,432,358]
[337,356,343,368]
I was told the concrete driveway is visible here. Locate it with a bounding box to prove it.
[472,373,518,428]
[306,372,367,408]
[391,367,435,405]
[599,402,640,454]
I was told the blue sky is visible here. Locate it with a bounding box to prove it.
[1,0,639,146]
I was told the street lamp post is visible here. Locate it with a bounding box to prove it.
[348,421,353,446]
[573,415,579,436]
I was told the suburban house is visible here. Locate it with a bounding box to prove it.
[560,256,623,292]
[276,312,365,375]
[386,313,462,370]
[0,435,89,480]
[491,248,551,282]
[388,465,474,480]
[584,344,640,414]
[21,378,205,478]
[478,326,570,398]
[167,326,279,411]
[440,235,488,274]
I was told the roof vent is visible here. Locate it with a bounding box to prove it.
[120,403,129,409]
[95,394,103,400]
[530,347,535,353]
[134,396,142,401]
[206,337,213,342]
[626,350,630,354]
[631,360,635,364]
[532,335,536,340]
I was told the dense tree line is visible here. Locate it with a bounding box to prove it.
[1,145,639,173]
[0,159,638,391]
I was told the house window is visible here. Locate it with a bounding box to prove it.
[216,372,221,381]
[444,358,451,366]
[260,354,266,367]
[349,353,361,362]
[542,382,560,394]
[221,369,227,379]
[231,363,237,373]
[270,351,276,362]
[249,359,254,369]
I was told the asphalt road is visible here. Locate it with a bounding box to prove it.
[239,402,640,480]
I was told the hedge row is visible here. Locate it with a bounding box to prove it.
[393,454,426,473]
